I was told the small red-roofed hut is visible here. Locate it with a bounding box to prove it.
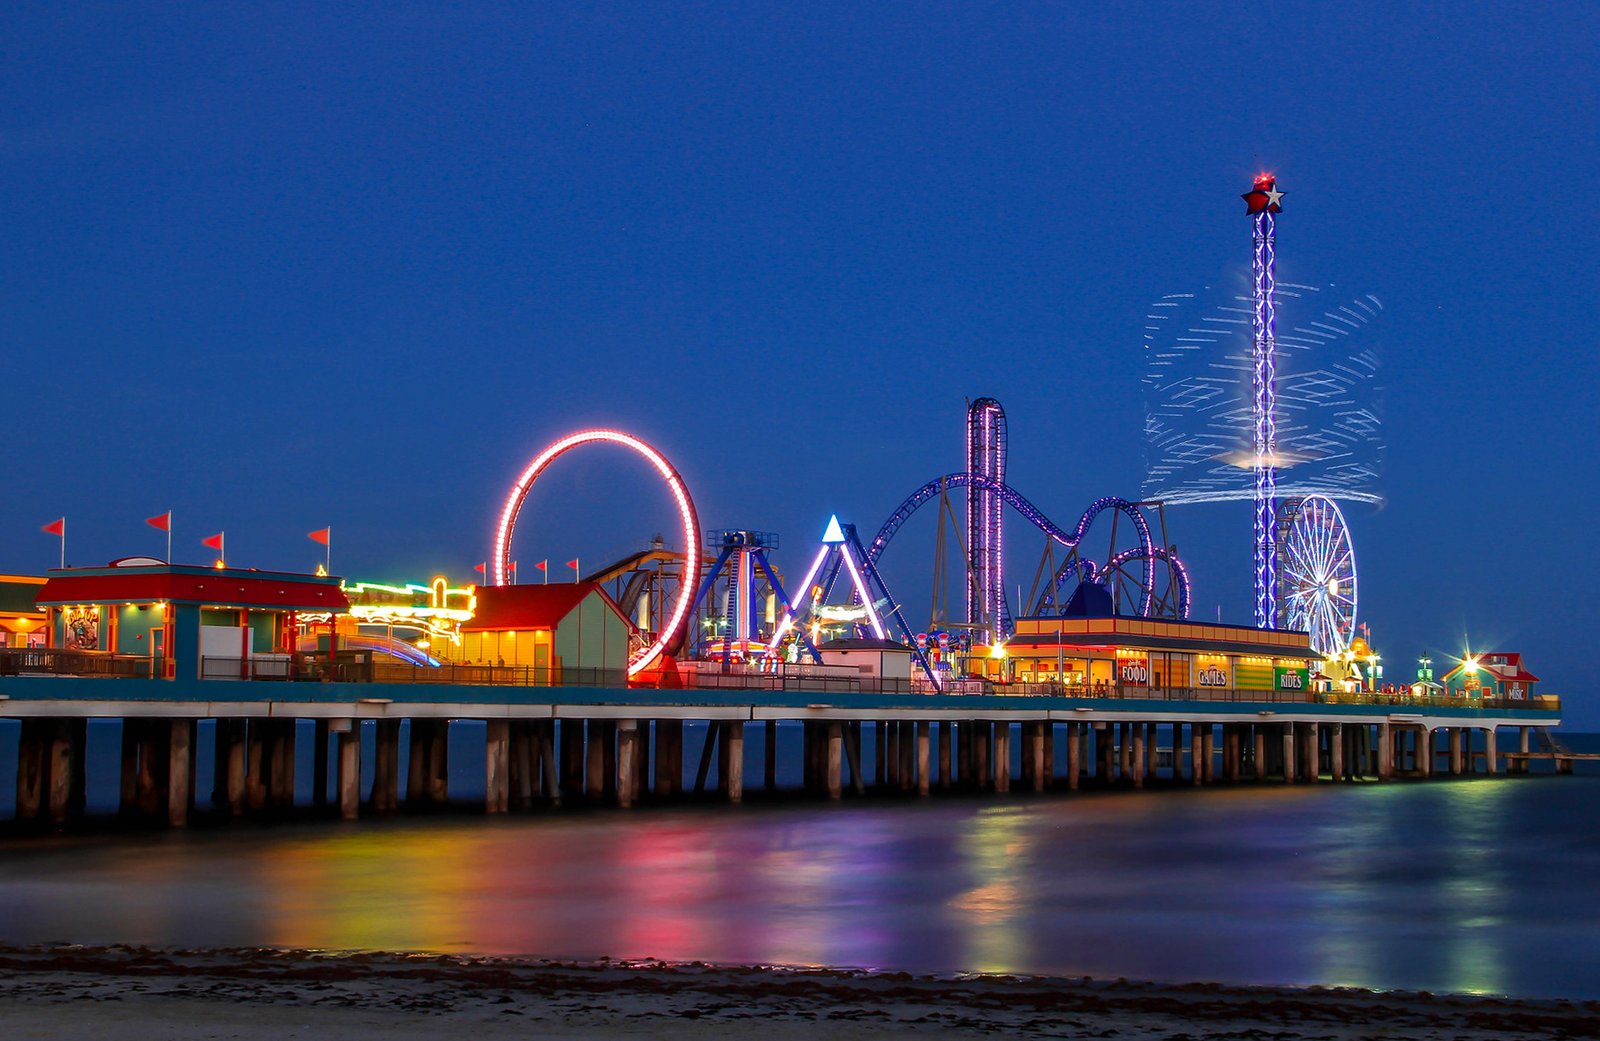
[460,582,633,684]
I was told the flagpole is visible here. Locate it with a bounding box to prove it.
[326,527,332,573]
[60,518,66,569]
[167,510,173,565]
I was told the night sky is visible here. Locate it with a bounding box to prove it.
[3,6,1595,723]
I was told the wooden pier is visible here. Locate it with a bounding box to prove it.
[0,675,1567,831]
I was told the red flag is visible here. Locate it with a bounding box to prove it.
[473,562,486,574]
[41,518,65,537]
[533,560,547,570]
[307,528,331,545]
[146,511,171,532]
[566,559,579,570]
[202,533,224,551]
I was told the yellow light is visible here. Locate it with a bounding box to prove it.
[1326,577,1339,596]
[214,559,226,569]
[990,642,1007,660]
[1464,656,1479,673]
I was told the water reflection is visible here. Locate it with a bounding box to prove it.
[1,778,1597,999]
[950,806,1031,973]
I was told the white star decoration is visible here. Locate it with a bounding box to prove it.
[1265,188,1284,208]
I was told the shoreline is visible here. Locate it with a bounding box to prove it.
[0,944,1596,1039]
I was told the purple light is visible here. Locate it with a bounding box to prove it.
[966,399,1007,642]
[767,541,831,649]
[1251,186,1280,628]
[840,544,886,639]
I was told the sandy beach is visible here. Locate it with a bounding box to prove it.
[0,944,1595,1040]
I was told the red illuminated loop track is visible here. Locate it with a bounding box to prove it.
[492,430,701,676]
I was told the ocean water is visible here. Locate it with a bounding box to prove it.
[0,725,1596,1000]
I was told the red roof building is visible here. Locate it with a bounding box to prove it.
[1441,652,1541,701]
[31,562,347,679]
[459,582,634,679]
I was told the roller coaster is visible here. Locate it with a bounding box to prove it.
[490,403,1193,676]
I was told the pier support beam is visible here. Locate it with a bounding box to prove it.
[1190,724,1202,786]
[1485,727,1498,775]
[825,721,843,800]
[723,722,744,803]
[44,720,74,825]
[1201,725,1215,784]
[372,720,400,813]
[245,721,267,811]
[15,719,47,824]
[1253,726,1267,781]
[217,720,246,816]
[585,721,606,799]
[616,721,638,809]
[1378,721,1393,779]
[1449,727,1464,776]
[938,722,952,790]
[168,719,193,828]
[269,720,296,809]
[336,722,361,820]
[1066,722,1080,791]
[918,722,931,796]
[1419,727,1434,778]
[313,720,330,808]
[899,721,915,793]
[1331,723,1345,782]
[485,719,510,814]
[508,721,534,811]
[1281,724,1296,784]
[993,722,1010,793]
[1131,724,1145,789]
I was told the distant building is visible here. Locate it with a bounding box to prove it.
[1441,652,1539,701]
[459,582,633,681]
[985,615,1314,695]
[0,575,48,648]
[817,637,913,690]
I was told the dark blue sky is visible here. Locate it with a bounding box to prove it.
[4,6,1596,721]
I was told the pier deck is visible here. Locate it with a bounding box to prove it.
[1,673,1565,832]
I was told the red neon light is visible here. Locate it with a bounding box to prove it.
[493,429,701,677]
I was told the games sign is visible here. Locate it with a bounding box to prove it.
[1197,662,1229,688]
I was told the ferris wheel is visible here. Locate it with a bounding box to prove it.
[1274,494,1357,656]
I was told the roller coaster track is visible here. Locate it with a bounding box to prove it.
[864,474,1190,623]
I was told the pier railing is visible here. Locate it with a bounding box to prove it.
[18,653,1560,714]
[1318,690,1562,712]
[199,657,632,688]
[0,647,158,679]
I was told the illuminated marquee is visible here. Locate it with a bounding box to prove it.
[304,578,477,646]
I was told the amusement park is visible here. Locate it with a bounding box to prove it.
[0,176,1567,828]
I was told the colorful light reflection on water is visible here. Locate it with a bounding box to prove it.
[2,778,1599,1000]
